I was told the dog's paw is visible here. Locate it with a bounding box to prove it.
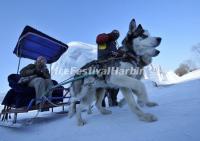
[139,113,158,122]
[78,119,87,126]
[137,100,145,107]
[146,102,158,107]
[101,109,112,115]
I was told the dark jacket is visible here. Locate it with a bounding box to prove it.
[20,64,50,79]
[96,33,118,60]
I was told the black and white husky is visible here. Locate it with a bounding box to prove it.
[68,19,162,126]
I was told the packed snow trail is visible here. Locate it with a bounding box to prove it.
[0,78,200,141]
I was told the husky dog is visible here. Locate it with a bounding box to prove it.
[68,19,161,126]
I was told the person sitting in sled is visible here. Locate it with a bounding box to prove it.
[19,56,54,104]
[96,29,120,107]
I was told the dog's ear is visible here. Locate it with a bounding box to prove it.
[137,24,144,31]
[122,18,137,47]
[134,24,144,36]
[128,19,137,34]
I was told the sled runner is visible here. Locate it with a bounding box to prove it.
[0,26,71,127]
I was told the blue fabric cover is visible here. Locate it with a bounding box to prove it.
[13,26,68,63]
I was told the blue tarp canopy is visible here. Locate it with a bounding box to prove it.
[13,26,68,64]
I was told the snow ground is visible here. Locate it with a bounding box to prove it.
[0,78,200,141]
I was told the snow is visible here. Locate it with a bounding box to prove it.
[1,41,200,141]
[0,78,200,141]
[51,41,97,83]
[160,69,200,85]
[177,69,200,82]
[144,64,168,83]
[165,71,180,83]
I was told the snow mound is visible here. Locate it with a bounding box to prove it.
[163,69,200,84]
[178,69,200,82]
[165,71,180,82]
[51,41,97,82]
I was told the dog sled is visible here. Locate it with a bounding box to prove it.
[0,26,73,127]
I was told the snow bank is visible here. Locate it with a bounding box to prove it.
[163,69,200,85]
[165,71,180,83]
[51,41,97,82]
[178,69,200,82]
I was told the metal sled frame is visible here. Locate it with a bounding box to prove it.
[0,88,71,124]
[0,26,71,125]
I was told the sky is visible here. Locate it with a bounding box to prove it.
[0,0,200,92]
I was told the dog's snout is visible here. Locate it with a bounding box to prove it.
[156,37,162,44]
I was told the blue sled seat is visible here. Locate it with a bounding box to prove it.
[1,74,64,108]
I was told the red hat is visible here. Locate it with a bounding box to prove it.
[109,30,120,41]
